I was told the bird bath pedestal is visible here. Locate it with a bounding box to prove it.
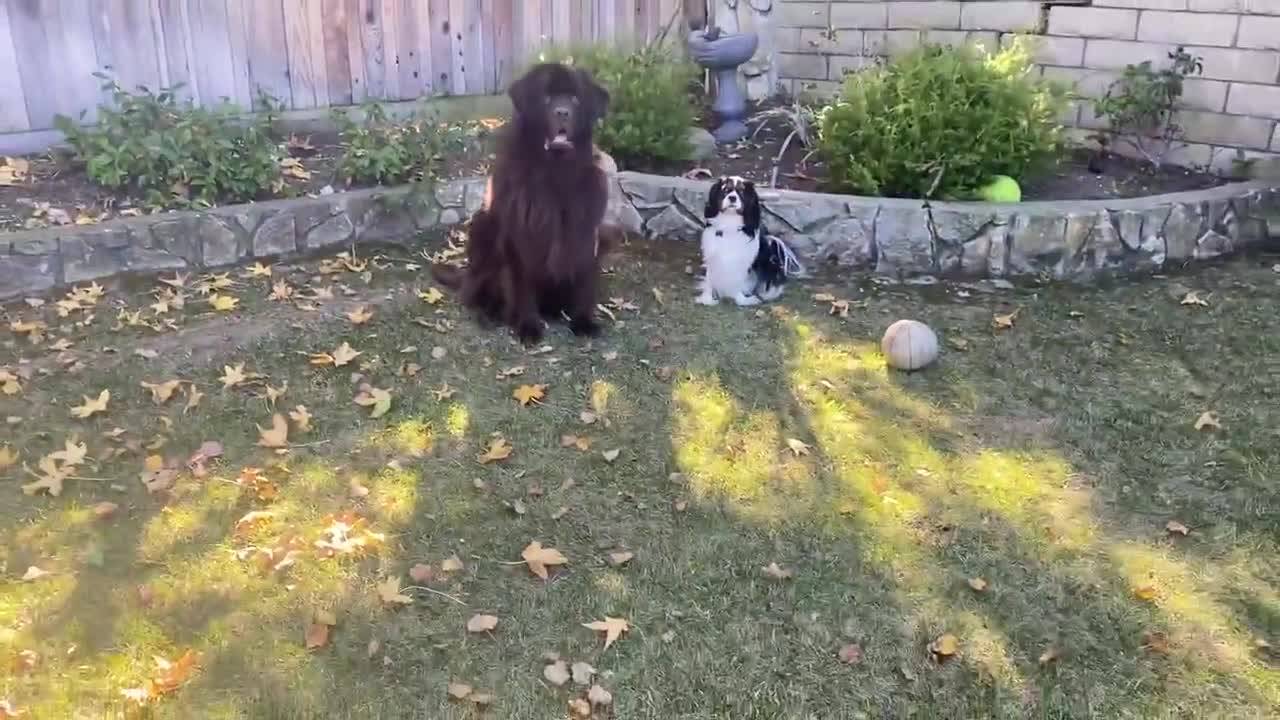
[688,30,759,144]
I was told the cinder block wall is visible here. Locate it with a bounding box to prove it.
[776,0,1280,170]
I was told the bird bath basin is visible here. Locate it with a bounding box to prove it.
[688,29,759,143]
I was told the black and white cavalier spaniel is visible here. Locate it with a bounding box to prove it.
[696,176,802,306]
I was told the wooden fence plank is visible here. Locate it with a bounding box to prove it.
[156,0,196,102]
[96,0,166,95]
[552,0,570,47]
[492,0,514,89]
[357,0,386,100]
[462,0,485,95]
[321,0,354,105]
[11,0,103,127]
[187,0,241,106]
[598,0,615,44]
[243,0,293,108]
[396,0,427,98]
[379,0,401,99]
[447,0,465,94]
[0,0,31,132]
[427,0,452,95]
[223,0,256,107]
[285,0,330,109]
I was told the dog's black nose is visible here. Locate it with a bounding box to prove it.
[555,107,571,120]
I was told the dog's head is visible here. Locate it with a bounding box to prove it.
[508,63,609,155]
[704,176,761,236]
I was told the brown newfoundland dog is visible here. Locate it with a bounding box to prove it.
[435,63,611,344]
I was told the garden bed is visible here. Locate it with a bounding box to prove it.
[669,100,1230,202]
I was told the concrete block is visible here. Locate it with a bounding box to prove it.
[1083,39,1167,69]
[1189,0,1280,12]
[922,30,969,48]
[1047,7,1139,39]
[887,2,962,30]
[1094,0,1187,8]
[799,28,841,54]
[1236,16,1280,49]
[864,30,923,57]
[1018,35,1086,66]
[960,2,1042,32]
[1180,79,1230,112]
[830,3,889,30]
[778,53,828,80]
[1225,83,1280,119]
[1042,65,1122,97]
[1192,46,1280,83]
[1137,11,1239,47]
[779,2,830,28]
[1179,110,1275,148]
[830,55,873,79]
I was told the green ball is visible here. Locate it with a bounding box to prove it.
[977,175,1022,203]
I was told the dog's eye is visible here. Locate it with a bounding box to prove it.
[571,96,580,106]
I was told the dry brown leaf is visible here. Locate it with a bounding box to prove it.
[571,661,595,686]
[209,294,240,312]
[311,342,362,368]
[119,650,200,705]
[366,638,381,657]
[544,660,571,686]
[93,501,119,519]
[587,684,613,707]
[1134,584,1158,602]
[0,446,18,471]
[447,682,473,700]
[418,287,445,305]
[219,363,250,389]
[184,384,204,412]
[1179,290,1210,307]
[346,306,374,325]
[466,614,499,633]
[50,438,88,467]
[568,698,591,718]
[70,389,110,419]
[408,563,434,583]
[495,365,526,379]
[304,622,331,650]
[353,387,392,418]
[521,541,568,580]
[762,562,794,580]
[929,633,959,659]
[582,617,629,650]
[440,555,465,573]
[561,434,592,451]
[512,384,547,406]
[785,438,811,456]
[257,414,290,448]
[376,576,413,606]
[968,577,988,592]
[579,410,597,425]
[21,566,49,581]
[288,405,312,432]
[141,380,182,405]
[477,436,513,464]
[601,448,621,463]
[837,643,863,665]
[1165,520,1190,536]
[244,262,273,278]
[1038,646,1061,666]
[1193,411,1221,431]
[1141,630,1170,654]
[607,551,634,567]
[993,308,1020,330]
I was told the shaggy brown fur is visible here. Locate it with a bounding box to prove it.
[434,63,611,344]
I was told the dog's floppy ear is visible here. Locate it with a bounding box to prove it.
[508,65,548,118]
[576,68,610,122]
[704,178,725,219]
[741,180,762,238]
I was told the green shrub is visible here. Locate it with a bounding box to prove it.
[55,76,282,208]
[331,102,471,186]
[538,45,699,169]
[1091,46,1203,169]
[817,40,1067,199]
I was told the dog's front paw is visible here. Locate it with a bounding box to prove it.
[732,294,762,306]
[570,317,602,338]
[515,320,545,345]
[695,292,717,306]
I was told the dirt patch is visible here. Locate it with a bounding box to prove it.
[643,99,1230,202]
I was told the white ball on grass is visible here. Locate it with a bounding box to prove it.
[880,319,939,371]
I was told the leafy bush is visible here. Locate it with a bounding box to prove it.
[1091,46,1203,169]
[55,76,282,208]
[817,40,1067,199]
[331,102,471,186]
[538,45,699,169]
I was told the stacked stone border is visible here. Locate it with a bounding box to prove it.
[2,172,1277,301]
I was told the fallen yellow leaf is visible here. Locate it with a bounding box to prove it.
[376,576,413,606]
[466,614,499,633]
[929,633,959,658]
[968,577,988,592]
[993,308,1020,330]
[1038,646,1061,666]
[1193,411,1220,431]
[521,541,568,580]
[141,379,182,405]
[209,294,240,312]
[418,287,445,305]
[257,414,290,448]
[762,562,793,580]
[244,262,273,279]
[354,387,392,418]
[1165,520,1190,536]
[70,390,110,419]
[785,438,811,456]
[1179,290,1209,307]
[220,363,250,389]
[289,405,312,432]
[477,436,513,464]
[512,384,547,406]
[346,306,374,325]
[582,617,629,651]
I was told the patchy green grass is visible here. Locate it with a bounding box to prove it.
[1,234,1278,719]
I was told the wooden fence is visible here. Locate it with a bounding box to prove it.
[0,0,683,135]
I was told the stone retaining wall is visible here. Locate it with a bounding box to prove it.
[1,172,1277,301]
[608,172,1278,279]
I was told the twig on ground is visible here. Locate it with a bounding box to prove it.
[402,585,468,606]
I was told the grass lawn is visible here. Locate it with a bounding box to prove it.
[1,232,1278,719]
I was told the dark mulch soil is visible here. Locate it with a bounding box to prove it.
[667,99,1229,202]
